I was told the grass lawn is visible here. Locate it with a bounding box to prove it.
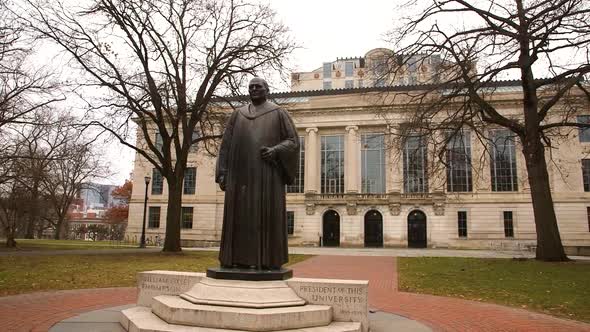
[0,239,140,251]
[398,257,590,322]
[0,251,310,296]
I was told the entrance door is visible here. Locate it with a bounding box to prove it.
[322,210,340,247]
[407,210,427,248]
[364,210,383,247]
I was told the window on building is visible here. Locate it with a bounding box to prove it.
[286,211,294,235]
[345,80,354,88]
[446,130,472,192]
[323,63,332,79]
[148,206,160,228]
[190,130,199,152]
[458,211,467,237]
[321,135,344,193]
[578,116,590,142]
[183,167,196,195]
[155,132,163,153]
[358,79,364,88]
[362,133,385,193]
[587,207,590,232]
[345,62,354,77]
[583,159,590,192]
[503,211,514,237]
[323,81,332,90]
[490,130,518,192]
[181,207,193,229]
[151,168,163,195]
[403,136,428,193]
[287,136,305,193]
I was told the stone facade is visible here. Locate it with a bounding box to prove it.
[126,51,590,253]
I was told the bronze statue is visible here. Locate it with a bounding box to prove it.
[216,77,299,271]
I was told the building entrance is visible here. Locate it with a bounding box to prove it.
[407,210,427,248]
[364,210,383,247]
[322,210,340,247]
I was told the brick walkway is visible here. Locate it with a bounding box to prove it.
[1,256,589,332]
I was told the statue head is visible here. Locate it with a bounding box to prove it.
[248,77,269,105]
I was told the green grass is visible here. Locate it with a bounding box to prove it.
[0,251,310,296]
[398,257,590,322]
[0,239,139,251]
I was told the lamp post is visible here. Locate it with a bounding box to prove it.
[140,176,150,248]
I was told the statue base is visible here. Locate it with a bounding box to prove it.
[206,266,293,281]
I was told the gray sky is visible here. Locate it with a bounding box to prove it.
[107,0,399,184]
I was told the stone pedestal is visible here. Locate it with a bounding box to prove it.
[120,270,368,332]
[206,267,293,281]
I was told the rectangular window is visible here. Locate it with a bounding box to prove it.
[578,116,590,142]
[583,159,590,192]
[151,168,163,195]
[362,133,385,193]
[323,81,332,90]
[323,63,332,79]
[286,211,294,235]
[190,131,199,152]
[183,167,196,195]
[403,136,428,193]
[345,62,354,77]
[446,130,472,192]
[321,135,344,193]
[345,80,354,89]
[490,130,518,192]
[504,211,514,237]
[458,211,467,237]
[155,132,163,153]
[181,207,193,229]
[587,207,590,232]
[287,136,305,193]
[148,207,160,228]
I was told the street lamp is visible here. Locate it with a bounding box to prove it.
[140,175,150,248]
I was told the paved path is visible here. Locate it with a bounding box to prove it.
[1,255,589,332]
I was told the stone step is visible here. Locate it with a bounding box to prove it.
[152,295,332,331]
[121,306,361,332]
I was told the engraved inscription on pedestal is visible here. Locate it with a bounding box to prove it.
[287,278,369,332]
[136,270,204,306]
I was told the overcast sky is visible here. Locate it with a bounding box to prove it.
[106,0,399,185]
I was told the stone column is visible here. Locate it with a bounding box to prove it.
[345,125,360,193]
[304,127,319,193]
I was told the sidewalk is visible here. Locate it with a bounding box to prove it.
[1,255,589,331]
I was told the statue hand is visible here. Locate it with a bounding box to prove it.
[218,175,226,191]
[260,146,276,162]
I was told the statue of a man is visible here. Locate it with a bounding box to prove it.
[215,77,300,270]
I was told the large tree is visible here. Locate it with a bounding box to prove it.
[21,0,295,252]
[384,0,590,261]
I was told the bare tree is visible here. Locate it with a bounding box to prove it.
[21,0,296,251]
[382,0,590,261]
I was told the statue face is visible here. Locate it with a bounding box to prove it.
[248,78,268,102]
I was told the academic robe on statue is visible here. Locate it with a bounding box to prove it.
[215,102,299,269]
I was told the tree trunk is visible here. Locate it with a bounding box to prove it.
[24,186,39,239]
[5,229,16,248]
[162,177,183,252]
[522,138,568,261]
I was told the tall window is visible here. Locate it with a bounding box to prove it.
[503,211,514,237]
[190,131,199,152]
[323,63,332,79]
[184,167,196,194]
[151,168,163,195]
[457,211,467,237]
[287,136,305,193]
[286,211,295,235]
[578,116,590,142]
[155,132,163,153]
[582,159,590,192]
[148,207,160,228]
[403,136,428,193]
[181,207,193,229]
[321,135,344,193]
[446,130,472,192]
[345,62,354,77]
[490,130,518,192]
[361,133,385,193]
